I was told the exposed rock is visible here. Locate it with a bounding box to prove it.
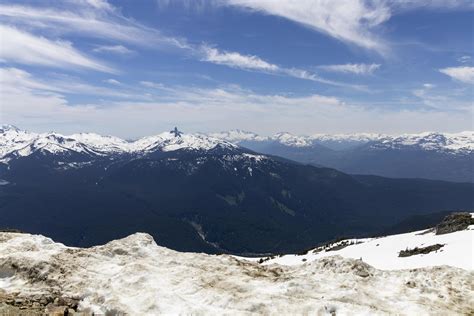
[435,212,474,235]
[399,244,444,257]
[351,260,372,278]
[45,304,67,316]
[0,292,80,316]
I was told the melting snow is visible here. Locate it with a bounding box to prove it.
[0,230,472,315]
[243,224,474,271]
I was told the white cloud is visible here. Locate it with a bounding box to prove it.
[0,68,150,101]
[319,63,381,75]
[0,25,115,73]
[93,45,134,55]
[411,82,472,111]
[222,0,390,53]
[104,79,121,85]
[222,0,473,54]
[3,67,472,137]
[140,81,167,89]
[0,2,354,87]
[439,66,474,84]
[458,55,471,63]
[200,46,365,89]
[0,3,190,50]
[390,0,474,11]
[201,46,279,71]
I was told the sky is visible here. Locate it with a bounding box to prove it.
[0,0,473,137]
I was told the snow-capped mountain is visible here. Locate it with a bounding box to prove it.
[208,129,474,182]
[0,213,472,315]
[0,125,237,164]
[373,131,474,154]
[210,129,473,153]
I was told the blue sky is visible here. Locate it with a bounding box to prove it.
[0,0,473,137]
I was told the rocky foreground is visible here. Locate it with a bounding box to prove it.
[0,229,472,315]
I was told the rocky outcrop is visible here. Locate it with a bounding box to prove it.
[398,244,444,257]
[0,291,80,315]
[435,212,474,235]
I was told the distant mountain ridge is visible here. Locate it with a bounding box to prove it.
[209,129,474,153]
[0,125,237,163]
[209,129,474,182]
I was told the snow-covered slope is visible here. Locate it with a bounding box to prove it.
[245,218,474,271]
[0,125,237,163]
[0,228,472,315]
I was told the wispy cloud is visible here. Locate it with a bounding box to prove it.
[0,2,361,87]
[319,63,381,75]
[222,0,390,53]
[390,0,474,11]
[0,3,188,49]
[140,81,167,89]
[200,46,365,89]
[4,67,472,137]
[457,55,471,63]
[0,25,115,73]
[104,79,122,85]
[93,45,135,55]
[0,68,150,100]
[439,66,474,84]
[411,82,472,111]
[201,46,279,71]
[221,0,474,54]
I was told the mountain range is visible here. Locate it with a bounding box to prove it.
[1,125,473,255]
[209,130,474,183]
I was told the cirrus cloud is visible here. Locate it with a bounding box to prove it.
[319,63,381,75]
[0,24,115,73]
[439,66,474,84]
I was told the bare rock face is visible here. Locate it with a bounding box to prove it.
[435,212,474,235]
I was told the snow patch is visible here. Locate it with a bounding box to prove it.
[245,223,474,270]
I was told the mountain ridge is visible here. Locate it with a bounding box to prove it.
[208,129,474,182]
[209,129,474,153]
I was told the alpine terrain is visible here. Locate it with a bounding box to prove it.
[1,125,473,255]
[0,213,472,315]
